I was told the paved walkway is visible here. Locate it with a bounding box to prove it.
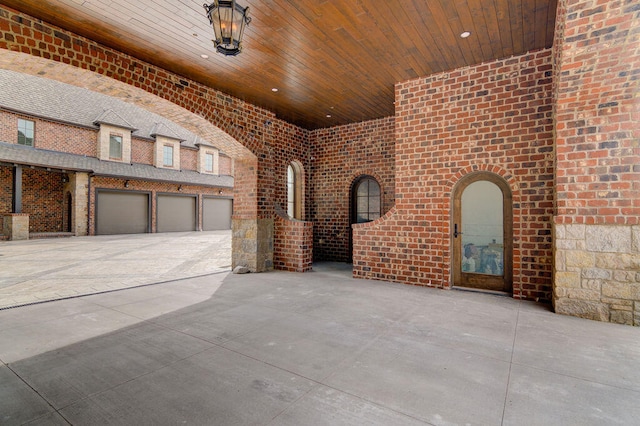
[0,231,231,309]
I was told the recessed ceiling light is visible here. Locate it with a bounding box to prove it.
[271,88,278,92]
[200,54,209,59]
[326,114,332,118]
[460,31,471,38]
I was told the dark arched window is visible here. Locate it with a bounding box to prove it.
[353,177,381,223]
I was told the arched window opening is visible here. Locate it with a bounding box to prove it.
[354,176,381,223]
[287,162,303,219]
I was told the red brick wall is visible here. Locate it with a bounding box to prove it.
[554,0,640,225]
[273,208,313,272]
[0,166,12,217]
[1,166,64,233]
[353,49,555,301]
[131,137,153,164]
[310,117,395,261]
[181,148,197,171]
[219,155,233,176]
[0,110,95,155]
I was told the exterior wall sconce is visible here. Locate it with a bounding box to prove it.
[203,0,251,56]
[178,185,183,192]
[124,180,130,188]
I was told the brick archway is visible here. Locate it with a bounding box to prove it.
[0,5,309,271]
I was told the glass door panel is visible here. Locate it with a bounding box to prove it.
[461,181,504,276]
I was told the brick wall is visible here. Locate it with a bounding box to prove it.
[0,166,65,233]
[0,110,95,155]
[273,207,313,272]
[353,49,555,301]
[131,137,153,164]
[0,167,12,229]
[181,147,197,171]
[310,117,395,261]
[553,0,640,325]
[22,168,64,232]
[219,154,233,176]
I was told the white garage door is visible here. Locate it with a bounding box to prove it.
[203,197,232,230]
[157,194,197,232]
[96,190,150,235]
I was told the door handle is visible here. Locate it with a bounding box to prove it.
[454,224,463,238]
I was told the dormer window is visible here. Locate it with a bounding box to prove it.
[205,153,214,172]
[150,123,183,170]
[196,143,219,175]
[163,145,174,167]
[109,134,123,159]
[94,110,136,163]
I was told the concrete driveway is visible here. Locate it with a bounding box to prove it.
[0,231,231,309]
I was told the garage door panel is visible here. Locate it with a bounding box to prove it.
[157,195,196,233]
[203,198,232,230]
[97,191,149,235]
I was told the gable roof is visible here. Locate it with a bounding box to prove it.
[150,122,184,142]
[93,109,137,131]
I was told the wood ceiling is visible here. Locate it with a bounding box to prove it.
[3,0,557,130]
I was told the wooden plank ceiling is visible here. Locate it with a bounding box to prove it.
[3,0,557,130]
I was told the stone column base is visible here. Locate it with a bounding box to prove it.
[553,223,640,326]
[3,213,30,240]
[232,217,274,272]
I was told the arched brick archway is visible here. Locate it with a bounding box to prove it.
[0,6,310,271]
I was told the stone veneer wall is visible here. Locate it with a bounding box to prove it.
[554,224,640,325]
[552,0,640,325]
[66,172,89,236]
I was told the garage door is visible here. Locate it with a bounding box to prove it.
[96,191,150,235]
[157,194,197,232]
[203,198,232,230]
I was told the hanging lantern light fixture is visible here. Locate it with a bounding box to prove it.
[203,0,251,56]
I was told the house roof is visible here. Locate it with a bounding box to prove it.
[0,142,233,188]
[0,69,212,149]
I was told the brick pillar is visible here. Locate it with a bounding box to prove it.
[553,0,640,325]
[232,157,274,272]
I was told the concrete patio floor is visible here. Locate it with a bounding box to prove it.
[1,254,639,425]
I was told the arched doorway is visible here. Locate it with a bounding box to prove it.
[452,172,513,292]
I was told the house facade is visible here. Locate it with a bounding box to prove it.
[0,70,234,238]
